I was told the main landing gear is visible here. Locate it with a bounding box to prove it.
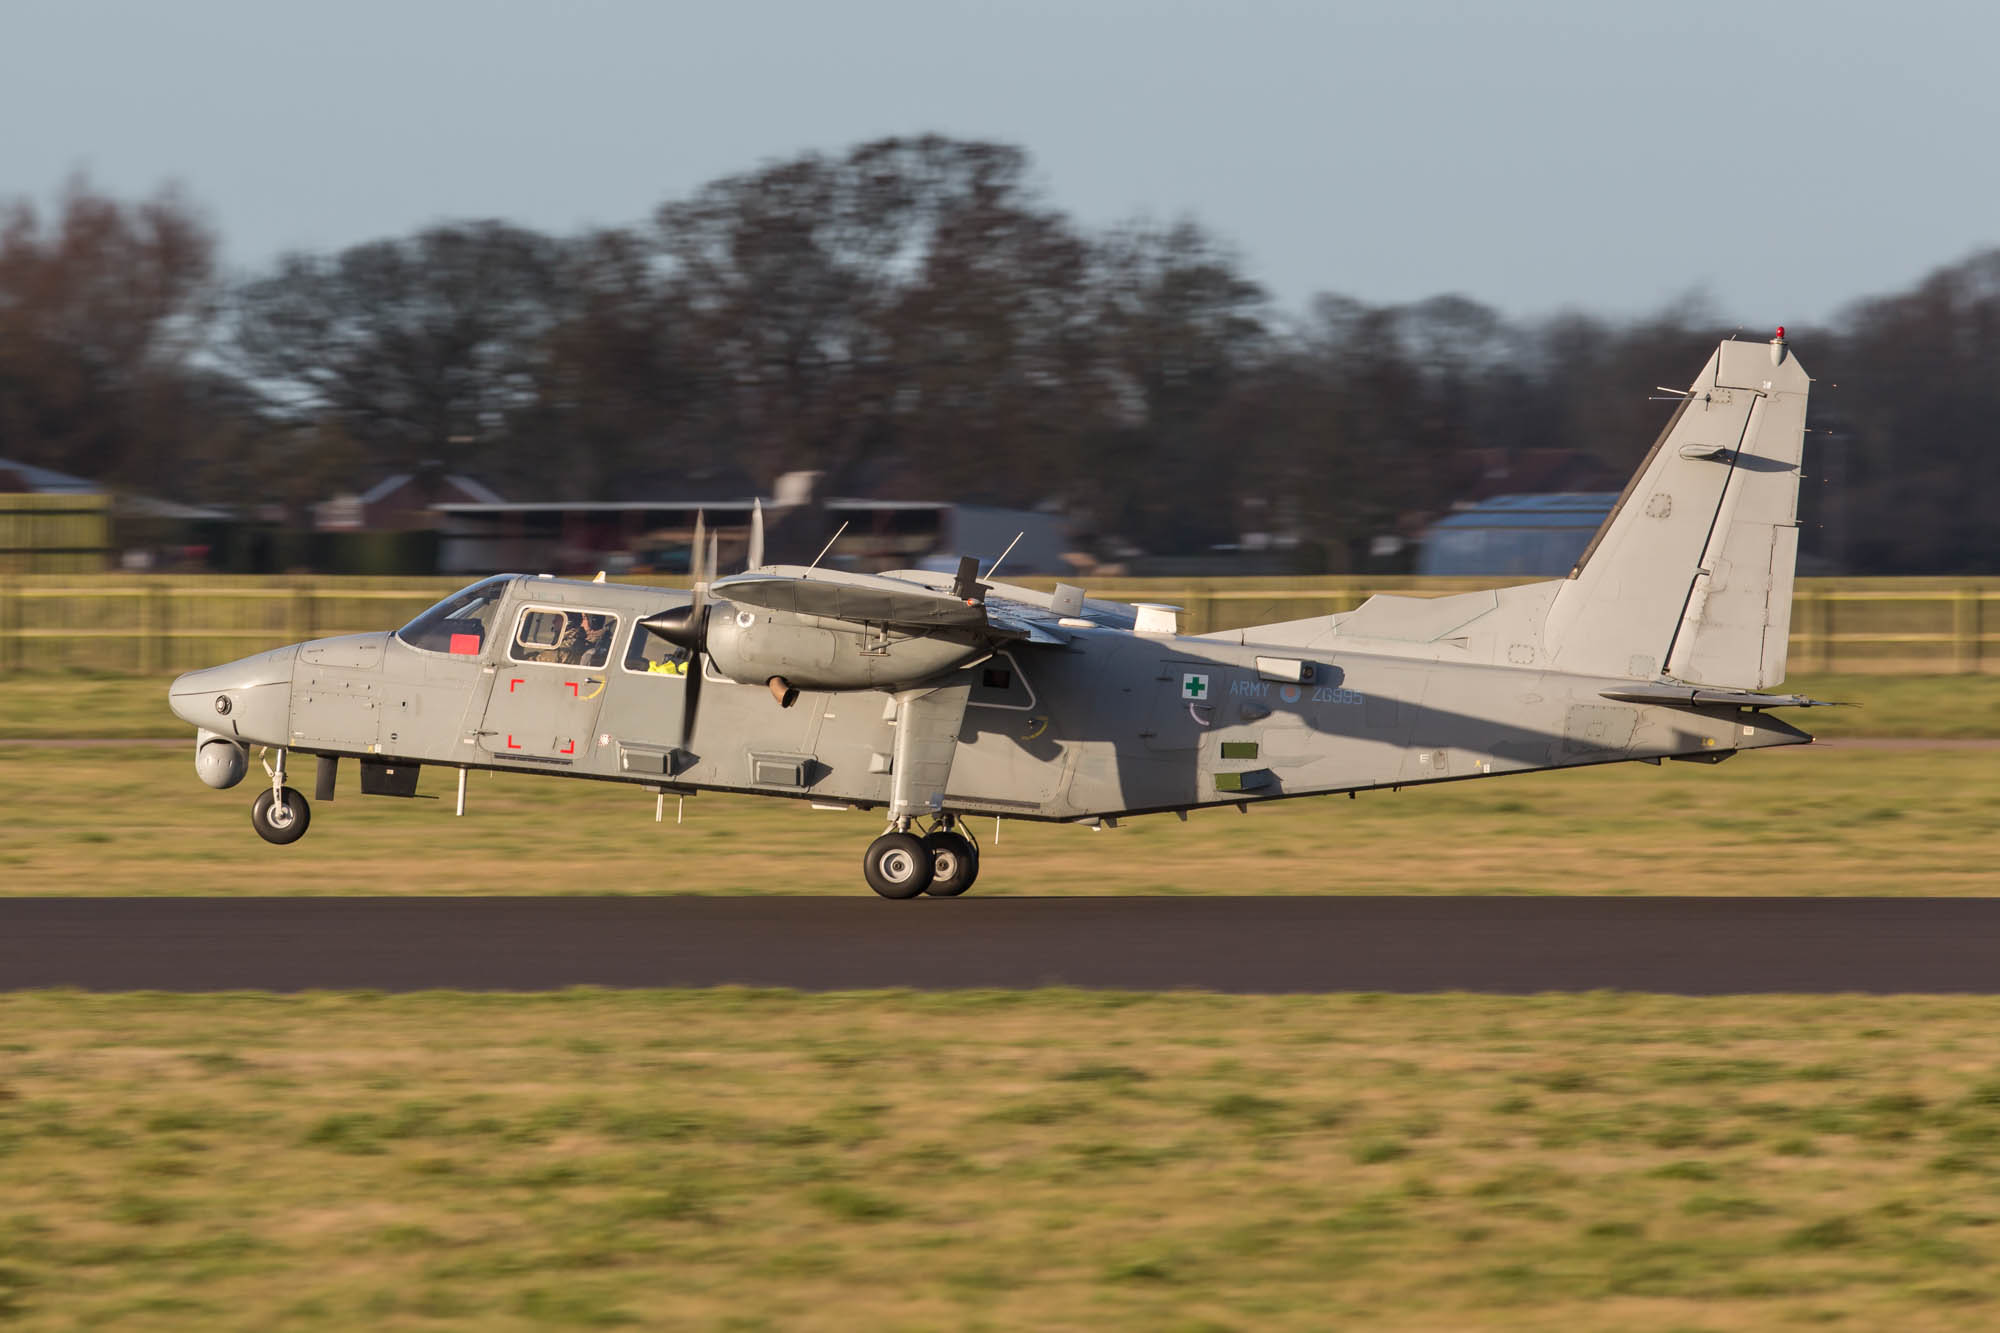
[862,816,980,900]
[250,748,311,845]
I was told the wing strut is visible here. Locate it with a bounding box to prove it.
[888,681,971,822]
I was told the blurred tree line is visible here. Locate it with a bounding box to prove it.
[1,138,1994,571]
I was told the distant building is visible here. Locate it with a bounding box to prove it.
[433,494,1068,578]
[1417,492,1618,577]
[0,456,228,572]
[315,471,504,531]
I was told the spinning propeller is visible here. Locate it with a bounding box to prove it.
[638,502,769,750]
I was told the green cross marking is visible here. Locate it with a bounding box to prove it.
[1182,674,1209,700]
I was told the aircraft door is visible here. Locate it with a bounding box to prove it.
[591,620,691,754]
[478,605,619,763]
[1144,658,1237,753]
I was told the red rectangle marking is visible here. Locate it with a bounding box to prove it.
[449,633,481,655]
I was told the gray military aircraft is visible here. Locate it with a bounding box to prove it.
[169,332,1823,897]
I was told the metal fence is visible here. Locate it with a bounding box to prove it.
[0,573,1994,675]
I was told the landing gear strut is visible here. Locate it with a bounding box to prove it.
[862,815,980,899]
[251,748,312,845]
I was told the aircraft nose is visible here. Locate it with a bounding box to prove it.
[169,644,299,745]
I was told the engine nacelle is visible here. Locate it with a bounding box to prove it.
[195,729,249,790]
[706,605,987,691]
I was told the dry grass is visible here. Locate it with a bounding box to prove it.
[5,991,2000,1330]
[0,741,1992,896]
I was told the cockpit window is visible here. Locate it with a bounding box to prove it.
[395,576,512,655]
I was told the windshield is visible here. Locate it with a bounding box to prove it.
[396,576,514,655]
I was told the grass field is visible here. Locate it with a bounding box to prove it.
[0,741,1991,896]
[3,673,2000,741]
[6,991,2000,1331]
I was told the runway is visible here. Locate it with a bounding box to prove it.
[4,897,2000,994]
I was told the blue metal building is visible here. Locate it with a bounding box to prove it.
[1417,492,1619,577]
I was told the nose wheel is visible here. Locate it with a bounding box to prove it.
[251,787,311,844]
[250,747,312,845]
[862,818,981,899]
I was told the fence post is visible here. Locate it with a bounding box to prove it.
[292,582,317,643]
[1956,587,1981,675]
[152,583,173,675]
[137,581,154,674]
[1188,589,1213,635]
[0,573,14,674]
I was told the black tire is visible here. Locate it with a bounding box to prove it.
[251,786,311,845]
[922,832,979,897]
[863,832,932,899]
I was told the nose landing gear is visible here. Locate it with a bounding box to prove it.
[862,816,981,899]
[250,748,312,845]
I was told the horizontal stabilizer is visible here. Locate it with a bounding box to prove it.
[1599,683,1841,710]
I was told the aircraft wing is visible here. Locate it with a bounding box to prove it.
[981,601,1071,645]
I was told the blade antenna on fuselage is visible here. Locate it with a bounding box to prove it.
[748,498,764,572]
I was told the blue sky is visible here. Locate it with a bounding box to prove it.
[3,0,1993,323]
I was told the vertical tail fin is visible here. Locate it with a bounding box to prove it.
[1543,334,1809,688]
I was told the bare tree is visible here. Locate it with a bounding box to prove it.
[229,221,563,484]
[0,176,220,492]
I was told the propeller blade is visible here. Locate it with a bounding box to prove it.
[707,529,718,588]
[680,651,702,751]
[748,498,764,572]
[687,510,709,615]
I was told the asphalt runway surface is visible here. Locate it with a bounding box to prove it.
[6,897,2000,994]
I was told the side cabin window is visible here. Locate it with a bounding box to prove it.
[624,625,691,676]
[508,607,618,669]
[967,650,1035,710]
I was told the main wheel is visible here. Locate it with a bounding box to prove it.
[922,832,979,897]
[863,832,932,899]
[251,786,311,845]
